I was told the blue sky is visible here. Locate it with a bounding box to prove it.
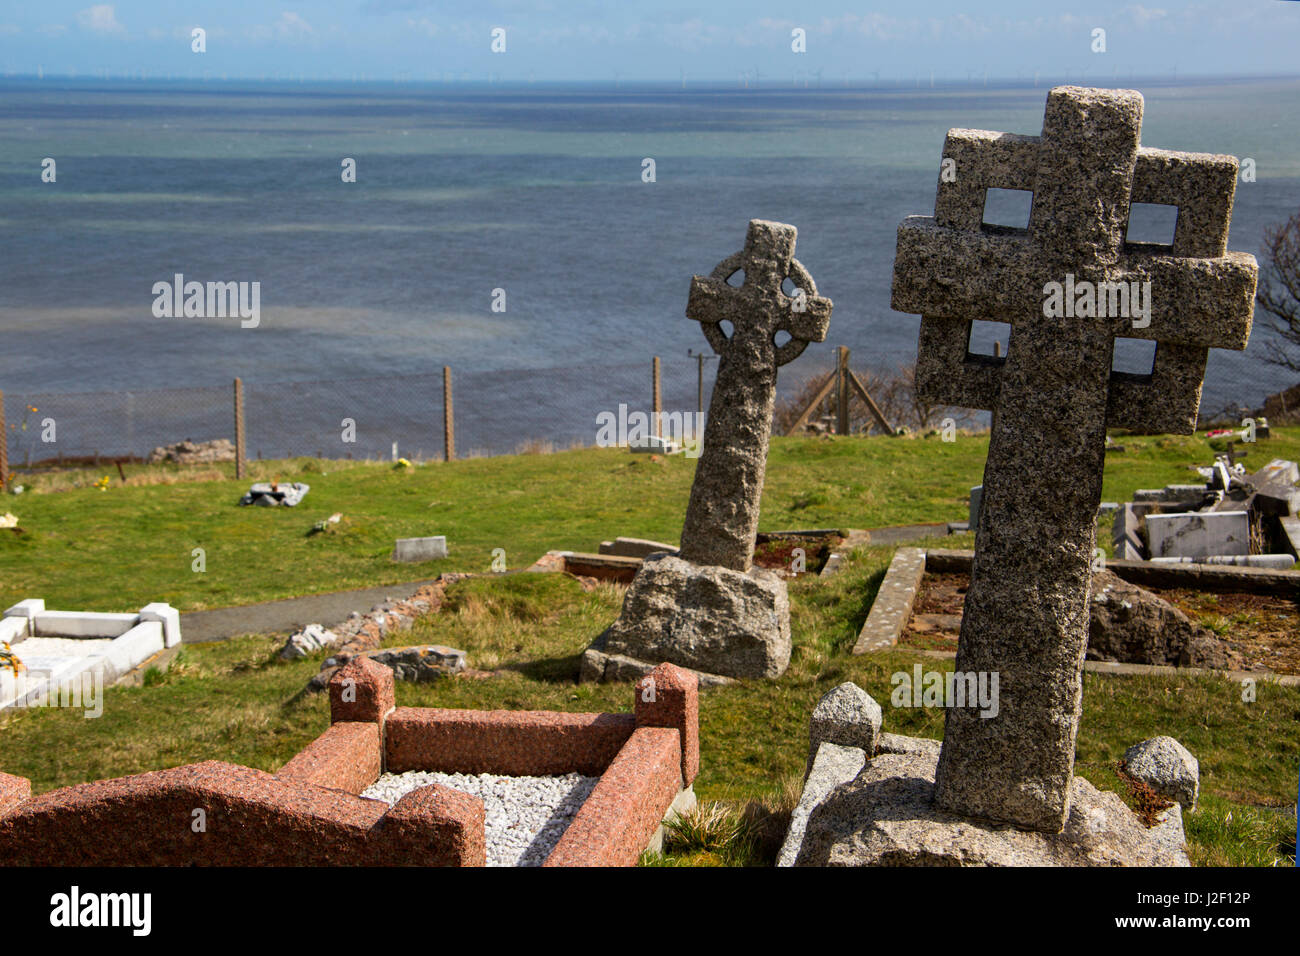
[1,1,1297,82]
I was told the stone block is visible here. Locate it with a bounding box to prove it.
[329,656,395,725]
[1113,503,1145,561]
[32,611,138,638]
[778,742,866,867]
[0,617,27,644]
[853,547,926,654]
[807,682,882,776]
[1123,735,1199,810]
[1146,511,1249,559]
[138,602,182,648]
[794,751,1189,866]
[1281,516,1300,559]
[634,663,699,786]
[968,485,983,527]
[392,536,448,563]
[629,435,680,454]
[364,644,466,682]
[593,554,790,680]
[87,621,165,682]
[2,599,43,625]
[599,536,679,558]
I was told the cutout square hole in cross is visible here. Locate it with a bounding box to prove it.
[967,320,1010,359]
[1112,337,1156,378]
[1125,202,1178,248]
[982,188,1033,231]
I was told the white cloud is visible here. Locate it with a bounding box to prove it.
[1130,6,1169,27]
[76,5,125,35]
[276,12,313,38]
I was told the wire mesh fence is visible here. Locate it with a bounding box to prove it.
[1,349,924,474]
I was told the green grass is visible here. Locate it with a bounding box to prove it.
[1,428,1297,866]
[4,428,1297,613]
[2,540,1295,866]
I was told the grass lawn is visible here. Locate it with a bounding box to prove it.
[1,428,1297,866]
[3,427,1297,613]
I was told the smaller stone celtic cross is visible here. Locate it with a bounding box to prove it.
[679,220,831,572]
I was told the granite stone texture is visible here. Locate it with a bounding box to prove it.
[329,655,395,725]
[1123,736,1200,811]
[852,547,926,654]
[0,760,483,866]
[361,644,467,683]
[0,772,30,818]
[276,721,382,796]
[384,708,636,777]
[779,742,867,867]
[579,644,736,688]
[594,553,791,679]
[795,751,1189,866]
[1088,570,1241,669]
[893,86,1257,832]
[679,219,831,571]
[543,727,683,867]
[806,682,882,776]
[634,663,700,786]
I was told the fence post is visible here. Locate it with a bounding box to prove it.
[443,366,455,462]
[233,377,246,480]
[836,346,851,436]
[653,355,662,437]
[696,353,704,414]
[0,389,7,494]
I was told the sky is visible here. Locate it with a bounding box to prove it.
[0,1,1298,83]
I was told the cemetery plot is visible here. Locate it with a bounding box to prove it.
[899,568,1300,674]
[0,657,700,867]
[1,599,181,712]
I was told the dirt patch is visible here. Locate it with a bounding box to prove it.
[900,571,1300,675]
[752,534,842,576]
[1155,588,1300,675]
[899,573,965,650]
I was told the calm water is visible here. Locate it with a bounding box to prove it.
[1,76,1297,438]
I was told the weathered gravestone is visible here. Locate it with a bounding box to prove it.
[796,86,1255,862]
[582,220,831,682]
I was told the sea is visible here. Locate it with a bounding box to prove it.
[1,75,1297,458]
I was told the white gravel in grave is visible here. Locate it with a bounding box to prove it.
[12,637,114,659]
[362,771,600,867]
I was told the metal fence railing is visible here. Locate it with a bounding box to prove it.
[1,350,922,480]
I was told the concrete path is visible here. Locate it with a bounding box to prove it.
[180,579,439,644]
[177,522,968,644]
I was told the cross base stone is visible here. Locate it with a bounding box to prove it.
[790,748,1189,867]
[580,554,791,682]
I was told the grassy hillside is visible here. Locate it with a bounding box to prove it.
[3,427,1295,613]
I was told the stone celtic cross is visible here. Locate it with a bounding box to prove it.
[892,86,1257,831]
[680,219,831,571]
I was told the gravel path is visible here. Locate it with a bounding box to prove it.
[363,771,599,867]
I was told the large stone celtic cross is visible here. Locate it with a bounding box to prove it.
[680,219,831,572]
[892,87,1257,832]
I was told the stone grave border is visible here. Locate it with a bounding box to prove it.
[852,547,1300,685]
[533,528,873,586]
[1,599,182,711]
[0,658,699,866]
